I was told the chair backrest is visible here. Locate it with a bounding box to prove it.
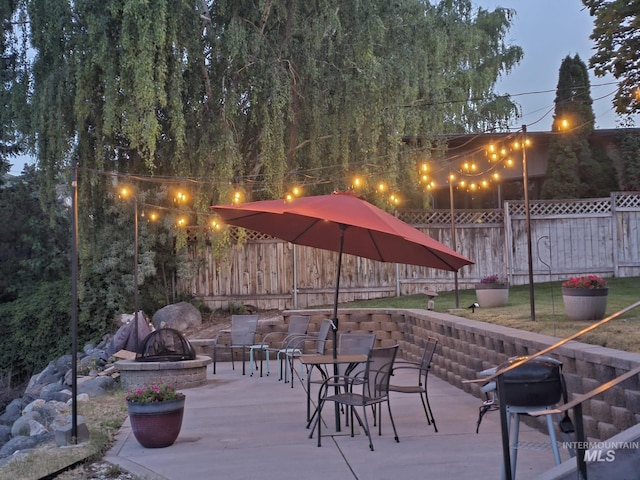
[280,315,311,349]
[364,345,399,400]
[287,315,310,335]
[337,333,376,375]
[230,314,259,345]
[337,333,376,355]
[314,319,332,355]
[418,337,438,383]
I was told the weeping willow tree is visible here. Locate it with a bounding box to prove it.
[1,0,29,178]
[17,0,523,319]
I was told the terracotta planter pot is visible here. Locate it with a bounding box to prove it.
[561,287,608,321]
[475,283,509,308]
[127,398,185,448]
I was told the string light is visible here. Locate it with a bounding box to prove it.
[174,191,188,203]
[210,218,223,231]
[119,186,132,199]
[232,190,244,204]
[104,125,536,230]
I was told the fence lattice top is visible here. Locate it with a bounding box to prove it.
[397,209,503,225]
[190,192,640,243]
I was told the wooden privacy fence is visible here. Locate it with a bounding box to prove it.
[184,192,640,310]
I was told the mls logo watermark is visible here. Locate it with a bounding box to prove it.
[584,449,616,463]
[562,441,639,462]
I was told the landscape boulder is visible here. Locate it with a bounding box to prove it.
[105,314,153,356]
[152,302,202,333]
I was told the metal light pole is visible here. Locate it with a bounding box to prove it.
[119,185,140,352]
[133,194,140,351]
[449,174,459,308]
[71,163,79,443]
[522,125,536,320]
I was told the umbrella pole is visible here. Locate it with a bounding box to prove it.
[332,225,346,358]
[332,225,346,432]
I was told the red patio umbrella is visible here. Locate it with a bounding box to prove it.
[210,191,474,355]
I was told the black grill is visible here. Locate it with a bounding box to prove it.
[499,356,564,407]
[136,328,196,362]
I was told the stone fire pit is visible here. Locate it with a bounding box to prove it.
[117,355,211,390]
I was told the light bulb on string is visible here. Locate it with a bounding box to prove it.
[210,218,223,232]
[232,190,244,204]
[174,190,188,204]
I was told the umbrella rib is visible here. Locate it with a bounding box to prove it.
[289,218,322,244]
[425,247,460,272]
[366,230,384,261]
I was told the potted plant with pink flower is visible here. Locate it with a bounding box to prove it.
[561,275,608,321]
[474,274,509,307]
[126,383,185,448]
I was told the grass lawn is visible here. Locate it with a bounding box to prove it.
[339,276,640,354]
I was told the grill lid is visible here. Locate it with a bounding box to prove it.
[136,328,196,362]
[498,356,564,407]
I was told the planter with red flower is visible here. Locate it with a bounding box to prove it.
[475,274,509,308]
[126,383,185,448]
[561,275,608,321]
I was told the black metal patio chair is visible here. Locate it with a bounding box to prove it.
[312,344,399,451]
[388,337,439,432]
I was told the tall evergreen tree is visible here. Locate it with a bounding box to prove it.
[618,129,640,191]
[541,54,615,199]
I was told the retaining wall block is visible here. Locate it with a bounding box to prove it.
[590,399,613,424]
[624,389,640,412]
[597,421,620,441]
[611,405,635,431]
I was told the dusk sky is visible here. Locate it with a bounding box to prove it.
[475,0,638,131]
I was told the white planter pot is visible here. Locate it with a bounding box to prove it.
[475,283,509,308]
[561,287,608,321]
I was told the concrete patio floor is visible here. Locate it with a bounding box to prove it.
[106,360,572,480]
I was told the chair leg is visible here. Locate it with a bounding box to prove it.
[358,406,374,451]
[213,345,217,374]
[420,392,438,432]
[386,400,399,442]
[314,398,326,447]
[249,347,256,376]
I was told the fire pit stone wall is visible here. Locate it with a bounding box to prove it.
[117,355,211,391]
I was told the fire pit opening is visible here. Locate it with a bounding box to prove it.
[136,328,196,362]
